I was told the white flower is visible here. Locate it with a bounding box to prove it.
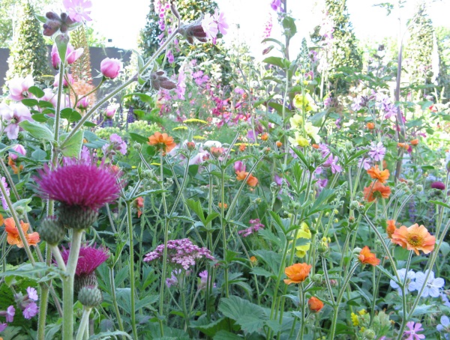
[409,270,445,298]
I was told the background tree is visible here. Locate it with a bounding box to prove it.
[5,1,51,83]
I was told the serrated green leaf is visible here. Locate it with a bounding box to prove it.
[60,130,83,157]
[19,120,54,141]
[218,296,267,334]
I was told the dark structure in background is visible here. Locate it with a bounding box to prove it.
[0,46,131,92]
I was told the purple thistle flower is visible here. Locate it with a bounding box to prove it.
[403,321,425,340]
[34,159,123,211]
[61,244,109,276]
[431,181,445,190]
[22,302,38,319]
[143,239,214,270]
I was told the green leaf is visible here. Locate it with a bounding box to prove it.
[186,199,206,225]
[55,33,69,63]
[88,331,133,339]
[129,132,149,144]
[261,37,285,48]
[84,121,96,127]
[123,92,153,103]
[60,131,84,157]
[38,100,54,108]
[19,120,54,141]
[0,262,64,281]
[251,267,274,278]
[213,330,241,340]
[191,317,230,337]
[61,108,82,122]
[263,56,290,69]
[429,200,450,209]
[28,86,45,98]
[252,250,282,276]
[282,16,297,38]
[32,114,48,123]
[218,296,267,334]
[135,294,158,311]
[21,98,39,107]
[268,102,292,116]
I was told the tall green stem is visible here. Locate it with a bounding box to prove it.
[62,229,84,340]
[75,307,92,340]
[126,202,138,338]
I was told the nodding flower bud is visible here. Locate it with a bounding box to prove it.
[179,19,208,44]
[43,11,76,37]
[150,70,177,90]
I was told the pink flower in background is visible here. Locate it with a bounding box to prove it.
[403,322,425,340]
[213,10,228,35]
[0,177,10,210]
[105,104,118,118]
[9,144,26,160]
[66,44,84,64]
[271,0,282,11]
[201,13,218,40]
[100,58,123,79]
[26,287,38,301]
[167,50,175,63]
[0,103,32,139]
[51,45,61,69]
[7,75,34,101]
[53,73,74,87]
[63,0,92,22]
[77,96,89,109]
[22,302,38,319]
[234,161,246,173]
[0,323,6,332]
[0,305,16,323]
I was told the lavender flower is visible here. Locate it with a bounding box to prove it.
[437,315,450,339]
[166,269,180,288]
[22,302,38,319]
[322,155,342,174]
[26,287,38,301]
[0,177,10,210]
[238,219,265,238]
[408,270,445,298]
[143,239,214,270]
[35,158,122,211]
[368,142,386,162]
[198,270,216,290]
[358,158,371,170]
[389,268,416,294]
[0,305,15,323]
[0,323,6,332]
[318,143,330,158]
[403,322,425,340]
[61,244,109,276]
[441,293,450,308]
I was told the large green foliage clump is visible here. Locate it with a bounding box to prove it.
[6,1,51,83]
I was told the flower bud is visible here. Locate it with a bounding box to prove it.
[58,204,98,230]
[133,142,142,152]
[78,286,103,307]
[363,329,376,340]
[179,19,208,44]
[39,216,66,246]
[74,272,98,293]
[100,58,123,79]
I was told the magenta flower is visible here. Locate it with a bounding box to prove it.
[51,45,60,69]
[234,161,246,173]
[77,96,89,109]
[9,144,26,160]
[368,142,386,162]
[63,0,92,22]
[66,44,84,64]
[198,270,216,290]
[22,302,38,319]
[144,239,214,270]
[322,155,342,174]
[105,104,118,118]
[0,103,32,140]
[34,159,123,211]
[271,0,282,11]
[431,181,445,190]
[7,75,34,101]
[61,244,109,276]
[403,322,425,340]
[100,58,123,79]
[26,287,38,301]
[213,10,228,35]
[238,219,265,237]
[0,177,10,211]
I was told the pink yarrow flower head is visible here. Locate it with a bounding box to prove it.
[34,158,123,229]
[144,238,214,270]
[0,102,32,140]
[100,58,123,79]
[7,75,34,101]
[403,321,425,340]
[63,0,92,22]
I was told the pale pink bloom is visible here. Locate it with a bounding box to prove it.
[234,161,246,172]
[22,302,38,319]
[201,13,218,40]
[189,151,210,165]
[0,103,32,139]
[41,88,55,104]
[213,10,228,35]
[9,144,26,160]
[66,44,84,64]
[77,96,89,109]
[51,45,61,69]
[100,58,122,79]
[53,73,74,87]
[6,305,15,322]
[7,75,34,101]
[63,0,92,22]
[105,104,118,118]
[26,287,39,301]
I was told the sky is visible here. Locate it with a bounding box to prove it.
[84,0,450,55]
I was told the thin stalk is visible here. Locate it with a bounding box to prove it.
[126,202,138,338]
[109,267,125,333]
[75,307,92,340]
[37,246,52,340]
[62,229,84,340]
[295,283,306,340]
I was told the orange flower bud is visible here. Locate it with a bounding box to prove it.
[276,141,283,148]
[410,139,419,146]
[366,122,375,130]
[308,297,324,312]
[260,133,269,141]
[239,144,247,152]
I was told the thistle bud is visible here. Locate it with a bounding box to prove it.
[39,216,66,246]
[58,204,98,230]
[78,286,103,307]
[75,272,98,293]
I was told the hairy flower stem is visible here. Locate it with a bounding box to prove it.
[329,262,359,339]
[62,229,84,340]
[396,250,413,339]
[109,267,125,334]
[220,168,229,298]
[126,202,138,338]
[75,307,92,340]
[295,283,306,340]
[37,246,52,340]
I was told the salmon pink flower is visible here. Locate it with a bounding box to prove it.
[367,165,390,183]
[148,132,176,154]
[236,171,258,187]
[391,224,435,255]
[284,263,311,285]
[4,217,40,248]
[386,220,397,239]
[358,246,380,266]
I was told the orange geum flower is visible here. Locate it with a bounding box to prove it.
[410,139,419,146]
[308,296,324,312]
[239,144,246,152]
[391,224,435,255]
[135,197,144,218]
[276,141,283,148]
[284,263,311,285]
[386,220,397,239]
[236,171,259,187]
[210,147,225,158]
[148,132,176,154]
[363,182,391,202]
[367,165,390,183]
[397,143,409,150]
[260,133,269,141]
[218,202,228,209]
[249,256,257,264]
[312,144,319,149]
[4,217,40,248]
[366,122,375,130]
[358,246,380,266]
